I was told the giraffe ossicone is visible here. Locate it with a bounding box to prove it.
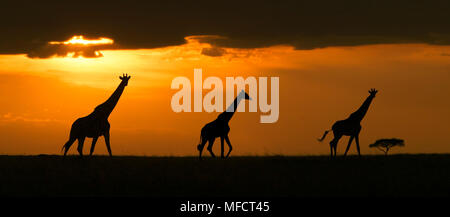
[318,88,378,158]
[62,74,131,157]
[197,90,252,159]
[170,68,280,123]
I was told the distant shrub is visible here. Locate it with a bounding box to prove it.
[369,138,405,155]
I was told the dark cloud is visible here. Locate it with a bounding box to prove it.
[201,47,227,57]
[26,43,112,59]
[1,0,450,58]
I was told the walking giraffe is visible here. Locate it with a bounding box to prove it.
[197,90,251,159]
[62,74,131,157]
[318,88,378,158]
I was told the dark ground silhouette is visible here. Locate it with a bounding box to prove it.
[62,74,131,157]
[319,89,378,158]
[197,90,251,159]
[0,154,449,196]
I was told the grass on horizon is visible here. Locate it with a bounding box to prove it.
[0,154,449,197]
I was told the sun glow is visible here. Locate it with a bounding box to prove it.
[49,35,114,46]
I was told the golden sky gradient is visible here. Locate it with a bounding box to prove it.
[0,36,449,156]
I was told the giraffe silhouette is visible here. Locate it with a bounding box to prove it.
[197,90,251,159]
[318,88,378,158]
[62,74,131,157]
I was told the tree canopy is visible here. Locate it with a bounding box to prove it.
[369,138,405,155]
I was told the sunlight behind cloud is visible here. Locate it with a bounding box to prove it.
[49,35,114,46]
[25,35,116,59]
[0,41,449,155]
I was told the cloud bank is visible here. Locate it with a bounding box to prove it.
[1,0,449,58]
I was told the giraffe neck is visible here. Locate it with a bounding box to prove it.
[93,81,127,119]
[348,95,375,122]
[219,95,244,123]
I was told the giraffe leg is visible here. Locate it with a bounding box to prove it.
[333,144,337,157]
[89,137,99,156]
[63,137,76,157]
[329,135,341,158]
[329,140,336,159]
[198,138,207,160]
[104,131,112,157]
[77,137,86,157]
[330,145,333,159]
[207,139,216,157]
[225,136,233,158]
[220,137,225,158]
[355,135,361,157]
[343,136,354,157]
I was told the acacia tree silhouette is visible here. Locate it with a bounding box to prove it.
[197,90,251,159]
[369,138,405,155]
[62,74,131,157]
[318,89,378,158]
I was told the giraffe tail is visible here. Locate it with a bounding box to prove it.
[317,130,331,142]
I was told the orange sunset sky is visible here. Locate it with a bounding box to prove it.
[0,1,449,156]
[0,38,449,156]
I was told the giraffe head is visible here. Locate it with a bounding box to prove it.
[239,90,252,101]
[369,88,378,97]
[119,73,131,86]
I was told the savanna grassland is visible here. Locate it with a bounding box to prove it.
[0,155,448,197]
